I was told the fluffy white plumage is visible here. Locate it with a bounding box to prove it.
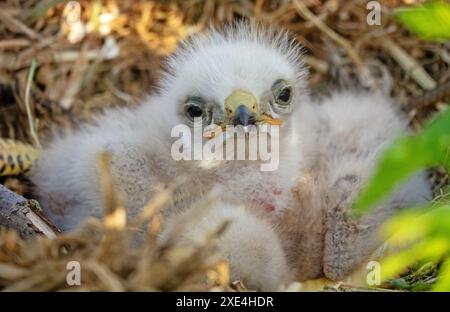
[32,23,431,290]
[159,202,290,291]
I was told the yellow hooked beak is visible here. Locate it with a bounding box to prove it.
[203,90,282,139]
[225,90,258,126]
[224,90,283,126]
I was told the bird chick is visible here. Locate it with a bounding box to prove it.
[159,202,290,291]
[33,24,307,231]
[32,23,431,289]
[276,91,432,281]
[32,23,304,289]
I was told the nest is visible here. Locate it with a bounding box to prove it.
[0,152,232,291]
[1,0,449,141]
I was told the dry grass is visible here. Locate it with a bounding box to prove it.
[1,0,449,143]
[0,152,232,291]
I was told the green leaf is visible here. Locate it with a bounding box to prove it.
[378,205,450,289]
[433,258,450,291]
[380,237,450,281]
[394,0,450,41]
[353,108,450,215]
[389,278,409,289]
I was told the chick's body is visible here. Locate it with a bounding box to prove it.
[277,91,431,281]
[32,24,431,290]
[34,99,201,231]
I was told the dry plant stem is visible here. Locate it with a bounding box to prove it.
[0,184,58,239]
[20,0,68,25]
[24,58,41,150]
[304,55,329,74]
[293,0,374,89]
[380,37,437,91]
[411,80,450,109]
[324,284,403,292]
[0,39,30,49]
[0,11,40,40]
[59,45,90,110]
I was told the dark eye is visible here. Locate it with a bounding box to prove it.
[184,96,210,122]
[271,79,293,114]
[186,105,203,118]
[277,87,292,103]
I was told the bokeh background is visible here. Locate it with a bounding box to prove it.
[0,1,448,135]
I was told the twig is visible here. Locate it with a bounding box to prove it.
[0,11,40,40]
[59,45,90,110]
[304,55,329,74]
[20,0,69,25]
[254,0,265,20]
[53,49,101,63]
[0,39,30,49]
[380,37,437,91]
[411,79,450,108]
[0,184,58,239]
[24,58,41,150]
[324,284,403,292]
[293,0,375,89]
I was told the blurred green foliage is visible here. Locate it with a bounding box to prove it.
[389,261,438,291]
[394,0,450,41]
[381,202,450,291]
[352,107,450,290]
[354,108,450,214]
[350,0,450,292]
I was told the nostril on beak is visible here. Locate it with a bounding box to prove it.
[235,105,255,126]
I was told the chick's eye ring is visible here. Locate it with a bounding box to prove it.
[184,96,207,120]
[271,79,293,107]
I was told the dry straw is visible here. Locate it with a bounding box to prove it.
[0,151,231,291]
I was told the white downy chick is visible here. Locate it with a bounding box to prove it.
[32,23,431,289]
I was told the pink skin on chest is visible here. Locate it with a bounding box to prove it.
[254,187,283,213]
[251,185,300,217]
[253,184,302,218]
